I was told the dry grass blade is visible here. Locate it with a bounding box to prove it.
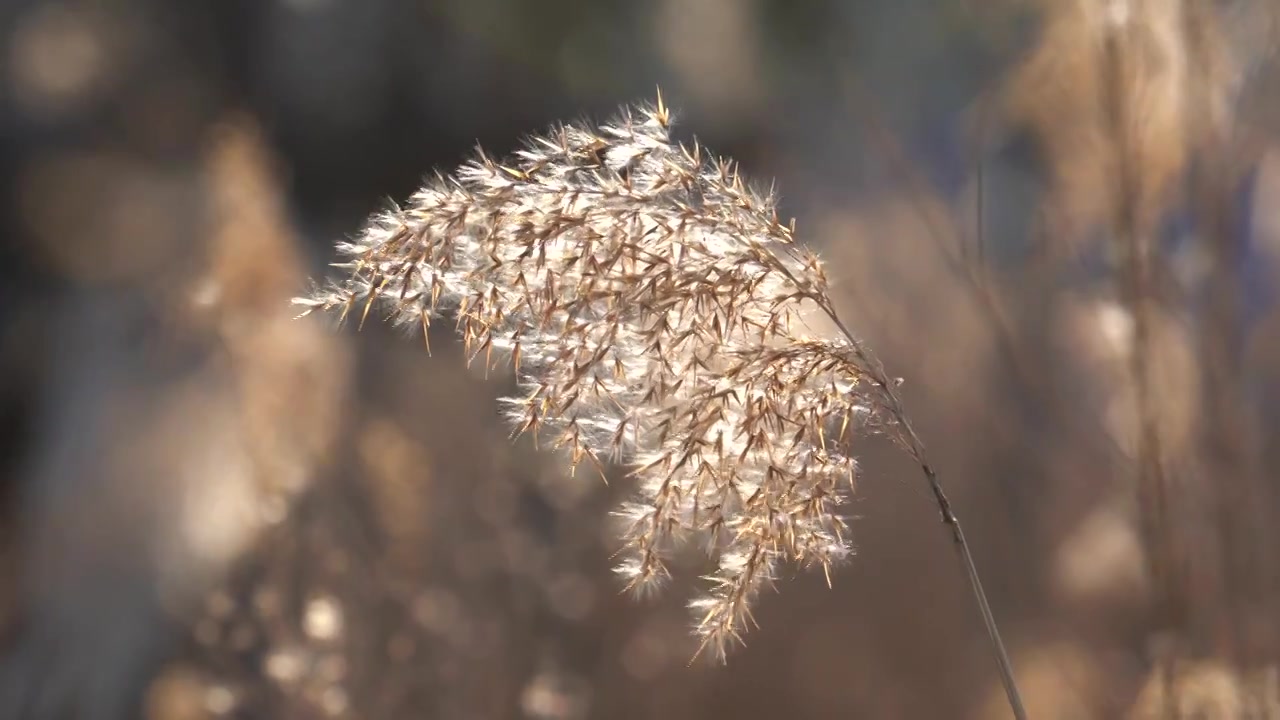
[294,92,1024,716]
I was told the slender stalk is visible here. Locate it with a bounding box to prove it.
[825,312,1028,720]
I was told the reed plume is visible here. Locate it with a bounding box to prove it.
[294,94,1024,716]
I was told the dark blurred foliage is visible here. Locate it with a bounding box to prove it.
[1,0,1279,718]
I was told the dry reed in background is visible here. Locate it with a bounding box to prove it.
[295,94,1026,717]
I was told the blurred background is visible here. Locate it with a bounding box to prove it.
[1,0,1279,717]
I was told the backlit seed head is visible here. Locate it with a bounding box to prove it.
[297,95,882,660]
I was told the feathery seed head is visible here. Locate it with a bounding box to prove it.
[296,96,883,660]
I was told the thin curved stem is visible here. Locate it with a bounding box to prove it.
[826,311,1028,720]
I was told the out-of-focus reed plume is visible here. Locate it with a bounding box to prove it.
[0,114,346,719]
[1000,0,1280,712]
[195,117,351,516]
[1000,0,1236,252]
